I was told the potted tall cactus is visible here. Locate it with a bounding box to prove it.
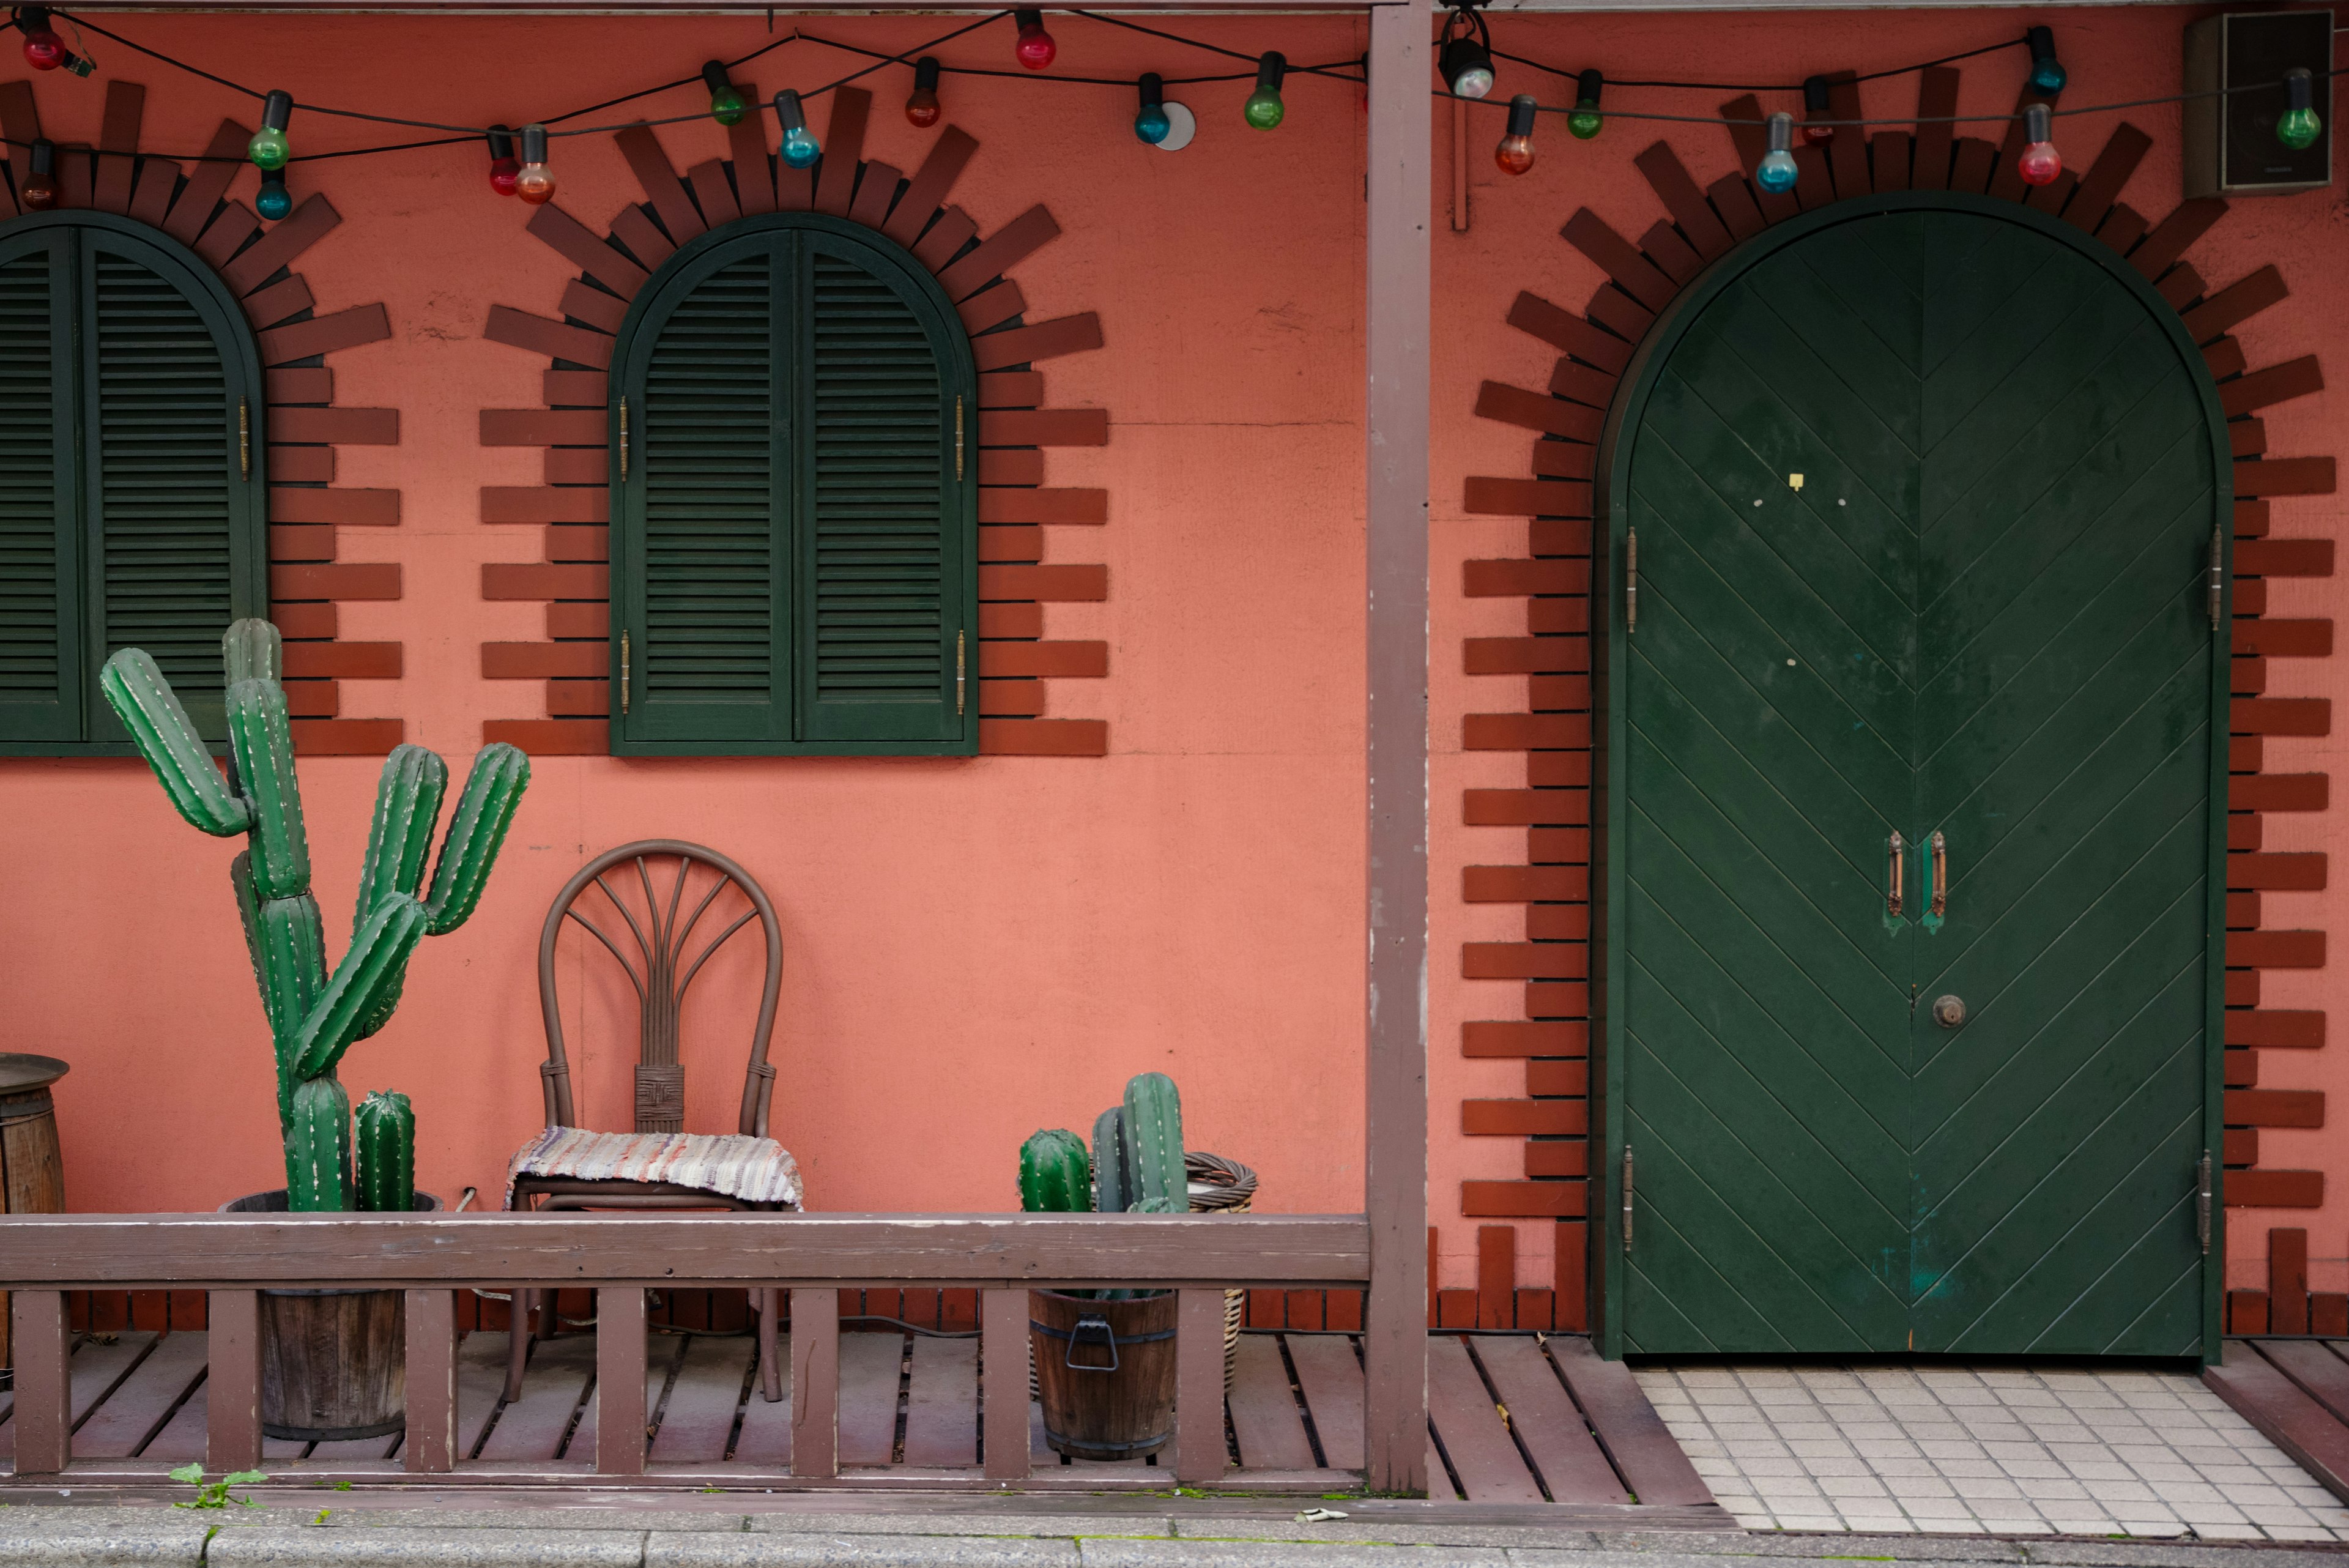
[103,620,529,1439]
[1019,1071,1189,1460]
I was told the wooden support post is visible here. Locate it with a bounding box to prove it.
[1363,0,1432,1499]
[405,1288,458,1473]
[12,1290,68,1473]
[789,1287,838,1478]
[206,1289,262,1471]
[595,1285,647,1475]
[981,1287,1030,1482]
[1174,1288,1227,1483]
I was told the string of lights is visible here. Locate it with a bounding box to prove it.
[0,1,2335,215]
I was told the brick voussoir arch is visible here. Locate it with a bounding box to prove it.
[477,85,1111,759]
[1453,65,2334,1337]
[0,78,405,756]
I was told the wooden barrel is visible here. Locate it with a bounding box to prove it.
[1028,1288,1178,1460]
[221,1188,441,1440]
[0,1055,69,1371]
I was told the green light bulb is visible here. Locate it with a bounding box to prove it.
[710,84,747,127]
[247,125,289,171]
[2279,105,2321,150]
[1244,87,1284,130]
[1569,99,1602,139]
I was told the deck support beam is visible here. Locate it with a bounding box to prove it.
[1362,0,1432,1499]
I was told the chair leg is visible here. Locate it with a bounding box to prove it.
[759,1287,783,1403]
[503,1288,531,1403]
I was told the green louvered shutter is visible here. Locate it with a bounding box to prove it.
[796,236,967,744]
[612,217,975,756]
[0,232,81,744]
[86,234,258,743]
[621,250,787,744]
[0,217,260,752]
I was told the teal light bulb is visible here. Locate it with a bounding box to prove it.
[247,125,289,171]
[783,127,820,168]
[1756,110,1798,193]
[256,171,292,220]
[1135,105,1171,143]
[2026,28,2066,95]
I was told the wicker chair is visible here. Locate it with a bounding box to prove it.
[503,839,793,1403]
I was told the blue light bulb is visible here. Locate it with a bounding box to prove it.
[773,90,822,170]
[2026,27,2066,95]
[255,169,292,220]
[1134,72,1171,144]
[1757,111,1799,193]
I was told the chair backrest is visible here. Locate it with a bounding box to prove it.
[536,840,784,1137]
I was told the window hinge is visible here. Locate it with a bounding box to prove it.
[2208,524,2223,631]
[238,398,250,478]
[1625,527,1638,634]
[1621,1145,1635,1250]
[956,629,966,716]
[2198,1150,2213,1254]
[954,395,964,482]
[619,396,629,481]
[620,630,630,715]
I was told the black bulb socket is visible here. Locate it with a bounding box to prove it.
[2027,26,2060,71]
[520,124,549,165]
[486,124,515,160]
[1505,94,1537,137]
[28,136,52,175]
[1256,50,1287,92]
[1803,75,1831,114]
[2287,66,2315,114]
[772,89,807,135]
[915,55,942,92]
[1013,9,1045,31]
[1138,71,1164,110]
[701,60,735,96]
[260,89,293,134]
[1576,68,1603,107]
[16,5,48,32]
[2024,102,2052,143]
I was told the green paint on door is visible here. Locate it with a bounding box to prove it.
[1598,196,2229,1358]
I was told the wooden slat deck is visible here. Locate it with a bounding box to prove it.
[2206,1337,2349,1505]
[0,1325,1723,1515]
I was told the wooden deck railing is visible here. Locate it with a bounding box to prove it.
[0,1212,1371,1485]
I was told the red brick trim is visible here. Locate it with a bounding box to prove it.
[476,91,1108,758]
[0,79,403,754]
[1461,72,2329,1335]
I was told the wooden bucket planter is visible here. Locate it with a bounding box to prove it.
[0,1055,68,1372]
[221,1189,441,1440]
[1028,1288,1178,1460]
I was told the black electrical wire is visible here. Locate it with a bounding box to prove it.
[1481,34,2028,94]
[803,31,1362,89]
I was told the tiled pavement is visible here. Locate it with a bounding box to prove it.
[1636,1362,2349,1541]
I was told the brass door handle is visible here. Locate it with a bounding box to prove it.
[1887,830,1904,918]
[1930,830,1947,918]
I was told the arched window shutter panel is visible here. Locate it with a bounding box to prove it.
[0,216,264,753]
[613,214,977,757]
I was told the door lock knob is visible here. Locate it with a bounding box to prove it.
[1932,994,1967,1028]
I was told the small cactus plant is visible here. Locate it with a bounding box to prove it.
[1119,1072,1186,1208]
[102,620,529,1213]
[1017,1074,1190,1218]
[1020,1129,1090,1213]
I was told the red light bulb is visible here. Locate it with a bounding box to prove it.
[906,56,943,127]
[514,124,555,206]
[1801,76,1835,145]
[1494,95,1537,176]
[1013,10,1055,70]
[2016,103,2061,187]
[485,125,521,197]
[20,138,56,208]
[21,24,62,70]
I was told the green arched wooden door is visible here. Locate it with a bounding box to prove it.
[1595,193,2231,1359]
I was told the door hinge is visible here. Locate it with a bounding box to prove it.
[237,398,250,478]
[954,396,965,482]
[1621,1145,1635,1250]
[2198,1150,2213,1254]
[2207,524,2223,631]
[618,396,629,481]
[1625,527,1638,634]
[956,628,966,716]
[620,630,631,715]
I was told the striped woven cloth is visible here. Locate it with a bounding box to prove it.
[507,1128,803,1208]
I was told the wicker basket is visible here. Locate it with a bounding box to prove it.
[1186,1151,1257,1393]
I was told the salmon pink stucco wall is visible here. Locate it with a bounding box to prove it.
[1426,6,2349,1307]
[0,11,1378,1222]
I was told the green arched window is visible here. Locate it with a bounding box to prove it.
[609,214,979,756]
[0,213,266,753]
